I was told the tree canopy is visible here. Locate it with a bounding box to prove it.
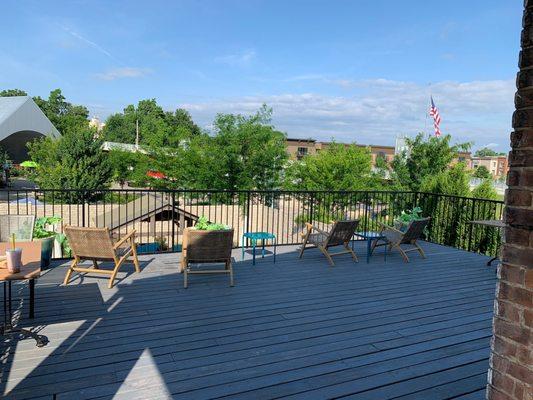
[474,147,506,157]
[472,165,492,179]
[103,99,201,148]
[390,133,471,191]
[28,127,112,199]
[152,105,288,191]
[419,162,471,197]
[0,89,28,97]
[284,142,377,191]
[32,89,89,135]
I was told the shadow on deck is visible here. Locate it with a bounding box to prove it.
[0,241,496,400]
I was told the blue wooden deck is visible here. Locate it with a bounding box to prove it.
[0,242,496,399]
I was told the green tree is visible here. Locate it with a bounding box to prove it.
[103,99,201,148]
[107,150,149,188]
[419,162,470,196]
[472,165,492,179]
[28,127,111,201]
[285,142,375,191]
[33,89,89,135]
[471,179,499,200]
[0,89,28,97]
[391,133,470,191]
[474,147,505,157]
[155,105,288,191]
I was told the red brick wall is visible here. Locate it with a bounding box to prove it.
[487,2,533,399]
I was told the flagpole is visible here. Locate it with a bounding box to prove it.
[424,83,431,137]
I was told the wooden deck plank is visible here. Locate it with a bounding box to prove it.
[0,242,496,400]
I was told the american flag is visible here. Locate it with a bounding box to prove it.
[429,96,441,137]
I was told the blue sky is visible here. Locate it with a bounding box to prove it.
[0,0,522,151]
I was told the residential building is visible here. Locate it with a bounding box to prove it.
[285,137,471,169]
[285,138,395,165]
[470,155,508,179]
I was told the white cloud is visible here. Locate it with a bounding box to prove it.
[94,67,152,81]
[214,50,256,67]
[180,78,515,151]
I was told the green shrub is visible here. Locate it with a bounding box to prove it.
[193,216,230,231]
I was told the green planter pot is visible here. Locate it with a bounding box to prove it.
[36,236,55,270]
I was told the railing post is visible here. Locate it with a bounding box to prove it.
[309,191,315,225]
[245,191,251,246]
[81,190,86,227]
[171,190,176,250]
[467,198,476,252]
[363,191,370,233]
[413,191,420,209]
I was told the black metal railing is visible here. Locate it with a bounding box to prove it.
[0,189,504,258]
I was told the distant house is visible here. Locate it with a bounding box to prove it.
[471,155,508,179]
[285,138,396,165]
[0,96,60,163]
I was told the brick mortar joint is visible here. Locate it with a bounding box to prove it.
[499,263,533,276]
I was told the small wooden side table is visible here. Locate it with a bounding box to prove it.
[0,261,48,347]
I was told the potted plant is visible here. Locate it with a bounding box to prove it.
[394,207,424,231]
[181,216,234,272]
[33,216,62,269]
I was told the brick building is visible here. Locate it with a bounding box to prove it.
[285,137,471,168]
[472,155,509,179]
[285,138,396,165]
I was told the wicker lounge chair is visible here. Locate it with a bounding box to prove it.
[299,220,359,266]
[181,228,234,288]
[63,226,140,288]
[0,215,35,242]
[371,218,431,262]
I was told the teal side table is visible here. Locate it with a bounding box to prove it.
[242,232,277,265]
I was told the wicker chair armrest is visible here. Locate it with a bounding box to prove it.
[310,225,330,236]
[113,230,136,249]
[301,223,329,238]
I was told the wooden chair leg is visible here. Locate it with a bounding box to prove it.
[345,242,359,263]
[299,236,310,259]
[63,257,79,285]
[414,241,426,258]
[319,245,335,266]
[396,245,410,263]
[108,256,126,289]
[370,238,382,255]
[131,241,141,272]
[228,261,234,287]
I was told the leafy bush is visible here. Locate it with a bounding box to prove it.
[397,207,424,224]
[33,216,62,239]
[193,216,230,231]
[154,236,169,251]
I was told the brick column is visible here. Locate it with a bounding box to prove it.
[487,2,533,399]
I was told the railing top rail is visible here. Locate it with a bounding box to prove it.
[0,188,504,203]
[417,191,504,205]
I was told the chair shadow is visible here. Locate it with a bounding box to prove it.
[63,259,153,287]
[0,266,183,399]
